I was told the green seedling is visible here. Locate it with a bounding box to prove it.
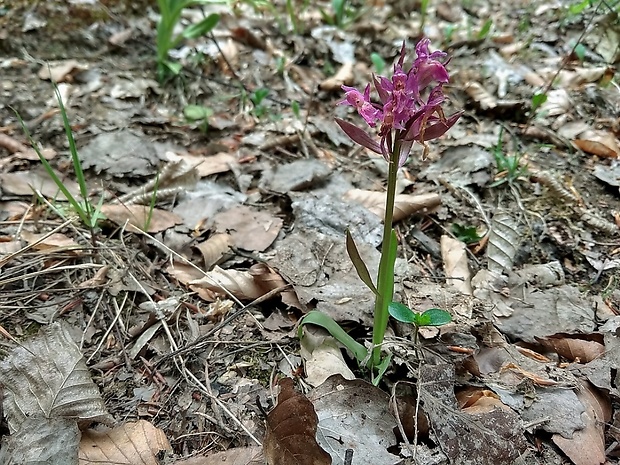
[291,100,301,119]
[489,127,528,187]
[250,88,270,118]
[299,39,462,384]
[319,0,365,28]
[477,18,493,39]
[156,0,221,82]
[184,104,214,132]
[15,83,105,230]
[370,52,386,75]
[531,92,548,114]
[420,0,430,33]
[452,223,484,244]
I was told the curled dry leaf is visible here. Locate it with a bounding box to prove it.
[38,59,87,82]
[344,189,440,223]
[536,335,605,363]
[191,263,296,304]
[573,131,619,159]
[264,378,331,465]
[79,420,171,465]
[441,235,472,295]
[195,233,234,270]
[464,81,497,110]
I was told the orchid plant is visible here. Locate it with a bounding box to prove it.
[299,39,462,384]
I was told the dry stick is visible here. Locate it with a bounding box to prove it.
[86,291,128,364]
[523,0,604,133]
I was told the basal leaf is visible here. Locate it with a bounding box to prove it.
[298,311,367,363]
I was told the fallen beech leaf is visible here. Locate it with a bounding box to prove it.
[0,322,113,433]
[552,381,611,465]
[79,420,171,465]
[344,189,440,222]
[536,335,605,363]
[101,204,182,233]
[265,378,331,465]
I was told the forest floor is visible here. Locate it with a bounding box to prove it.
[0,0,619,464]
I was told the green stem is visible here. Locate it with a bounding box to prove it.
[371,142,400,370]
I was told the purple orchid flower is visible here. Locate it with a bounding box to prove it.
[336,38,462,167]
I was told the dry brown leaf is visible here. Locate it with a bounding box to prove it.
[79,420,171,465]
[167,151,237,177]
[456,387,507,414]
[0,170,81,198]
[190,265,267,301]
[552,381,611,465]
[214,205,283,252]
[573,131,619,158]
[38,60,87,82]
[441,235,472,295]
[500,362,560,387]
[536,335,605,363]
[101,204,182,233]
[265,378,331,465]
[319,62,354,91]
[20,230,81,254]
[344,189,440,222]
[165,260,217,301]
[196,233,234,270]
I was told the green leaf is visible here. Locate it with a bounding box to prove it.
[298,311,368,363]
[388,302,419,324]
[370,53,386,75]
[417,308,452,327]
[477,19,493,39]
[574,43,586,62]
[451,223,483,244]
[181,13,220,40]
[372,353,392,386]
[184,104,213,121]
[291,101,300,119]
[345,229,378,295]
[251,88,269,105]
[531,92,547,112]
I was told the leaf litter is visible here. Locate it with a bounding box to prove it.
[0,0,619,464]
